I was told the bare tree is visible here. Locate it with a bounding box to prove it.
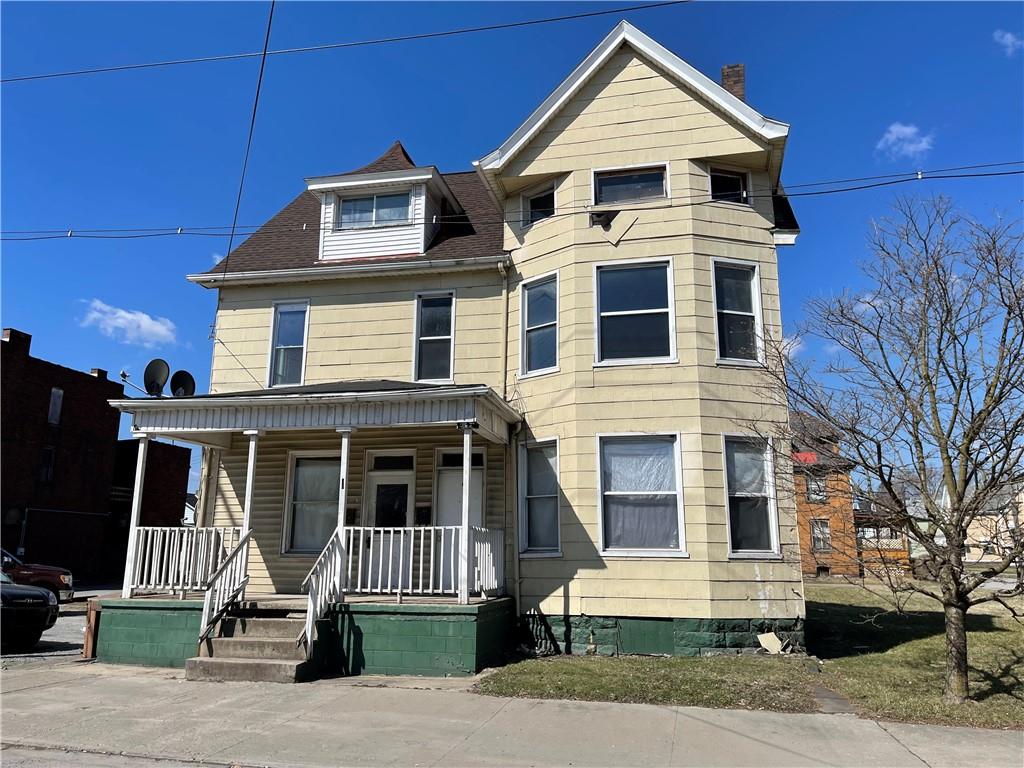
[780,196,1024,704]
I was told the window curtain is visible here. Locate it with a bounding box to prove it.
[601,438,678,549]
[290,458,340,552]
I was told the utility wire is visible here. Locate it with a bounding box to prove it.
[3,164,1021,242]
[0,1,689,84]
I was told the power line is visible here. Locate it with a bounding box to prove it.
[3,163,1021,242]
[0,1,689,84]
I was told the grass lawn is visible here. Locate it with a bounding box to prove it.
[478,583,1023,729]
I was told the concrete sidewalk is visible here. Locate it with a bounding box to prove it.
[1,662,1020,768]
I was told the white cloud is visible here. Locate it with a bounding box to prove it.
[993,29,1023,56]
[211,252,223,265]
[875,122,934,160]
[782,335,805,360]
[81,299,177,348]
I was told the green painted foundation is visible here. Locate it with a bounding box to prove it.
[319,598,516,677]
[95,599,204,668]
[522,614,805,657]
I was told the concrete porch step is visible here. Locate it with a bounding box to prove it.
[218,616,305,639]
[201,636,306,661]
[185,656,315,684]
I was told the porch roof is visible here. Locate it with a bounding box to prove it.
[110,380,520,447]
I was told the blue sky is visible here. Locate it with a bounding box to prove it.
[3,2,1023,487]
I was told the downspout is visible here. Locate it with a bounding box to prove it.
[498,260,523,616]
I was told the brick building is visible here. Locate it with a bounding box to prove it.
[1,328,190,581]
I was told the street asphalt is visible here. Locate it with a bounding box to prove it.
[1,659,1020,767]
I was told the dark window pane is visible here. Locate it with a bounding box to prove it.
[274,308,306,347]
[717,313,757,360]
[600,313,670,360]
[710,171,747,203]
[603,494,679,549]
[714,265,754,313]
[527,497,559,549]
[598,265,669,312]
[728,496,771,551]
[526,444,558,496]
[372,454,414,471]
[376,193,409,224]
[528,189,555,224]
[595,169,665,204]
[417,338,451,380]
[374,484,409,527]
[526,325,557,371]
[525,278,557,327]
[418,296,452,337]
[271,346,303,386]
[440,452,484,468]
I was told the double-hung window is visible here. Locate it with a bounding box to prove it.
[724,437,779,555]
[806,474,828,503]
[269,302,308,387]
[599,435,683,553]
[521,275,558,374]
[714,261,760,362]
[594,166,667,205]
[710,168,749,204]
[415,293,454,382]
[810,519,831,552]
[521,441,559,553]
[287,456,340,553]
[596,262,674,363]
[337,192,410,229]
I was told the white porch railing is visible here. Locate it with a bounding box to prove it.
[858,536,906,551]
[200,530,252,642]
[128,526,242,594]
[471,526,505,595]
[342,526,463,595]
[300,528,346,655]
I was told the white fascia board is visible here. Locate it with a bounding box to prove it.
[476,20,789,172]
[772,231,799,246]
[186,254,509,288]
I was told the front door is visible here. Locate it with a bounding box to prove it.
[364,467,415,590]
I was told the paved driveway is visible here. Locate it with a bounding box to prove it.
[1,662,1019,768]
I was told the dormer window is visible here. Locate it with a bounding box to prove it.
[336,192,411,230]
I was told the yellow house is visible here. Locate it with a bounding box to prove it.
[107,21,805,681]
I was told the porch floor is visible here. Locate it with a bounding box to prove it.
[128,591,498,607]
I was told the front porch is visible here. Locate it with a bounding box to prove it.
[108,382,520,679]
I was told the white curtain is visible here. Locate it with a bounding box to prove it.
[290,458,339,552]
[601,438,678,549]
[726,438,767,494]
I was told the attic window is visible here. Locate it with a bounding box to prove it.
[710,169,748,204]
[594,166,666,205]
[337,192,410,229]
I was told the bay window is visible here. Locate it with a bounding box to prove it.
[724,436,779,555]
[596,262,674,363]
[599,435,684,553]
[521,274,558,374]
[594,166,667,205]
[714,261,761,362]
[521,441,560,553]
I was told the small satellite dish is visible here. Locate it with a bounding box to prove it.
[143,359,170,397]
[169,370,196,398]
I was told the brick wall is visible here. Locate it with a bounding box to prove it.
[793,470,861,578]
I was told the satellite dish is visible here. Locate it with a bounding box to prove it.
[169,370,196,398]
[143,359,170,397]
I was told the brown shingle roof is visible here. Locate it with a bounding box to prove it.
[204,168,505,277]
[339,140,418,176]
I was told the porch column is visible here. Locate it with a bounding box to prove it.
[336,428,353,594]
[120,434,150,598]
[241,430,260,534]
[458,422,474,604]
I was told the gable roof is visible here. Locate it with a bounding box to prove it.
[475,20,789,174]
[192,170,505,285]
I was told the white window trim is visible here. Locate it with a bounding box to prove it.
[412,290,456,384]
[334,190,413,230]
[593,257,678,367]
[595,432,688,558]
[518,436,561,557]
[519,178,558,231]
[362,448,418,527]
[711,257,765,367]
[722,433,782,559]
[707,162,753,208]
[519,270,560,378]
[280,449,340,556]
[590,161,671,208]
[266,299,310,389]
[432,446,487,526]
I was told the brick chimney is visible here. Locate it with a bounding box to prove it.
[721,63,745,101]
[2,328,31,357]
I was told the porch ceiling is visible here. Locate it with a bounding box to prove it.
[110,381,520,445]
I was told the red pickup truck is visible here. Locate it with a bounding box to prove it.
[1,548,73,602]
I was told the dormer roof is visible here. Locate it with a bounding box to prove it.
[339,140,418,175]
